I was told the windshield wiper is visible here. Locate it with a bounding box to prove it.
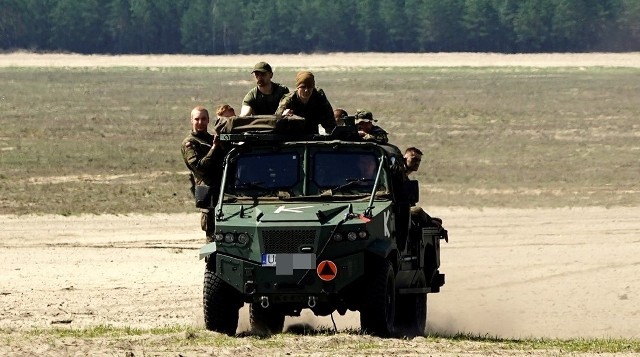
[331,178,373,192]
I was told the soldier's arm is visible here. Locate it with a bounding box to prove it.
[240,90,255,117]
[183,139,219,177]
[363,127,389,144]
[239,105,253,117]
[275,93,292,117]
[317,89,337,132]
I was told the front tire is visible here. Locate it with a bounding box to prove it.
[249,303,285,336]
[203,261,242,335]
[360,259,396,337]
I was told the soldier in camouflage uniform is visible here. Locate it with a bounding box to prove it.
[181,106,225,241]
[354,110,389,144]
[276,71,336,135]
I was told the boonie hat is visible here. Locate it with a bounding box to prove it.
[252,61,272,73]
[354,110,376,123]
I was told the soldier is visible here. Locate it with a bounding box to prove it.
[181,106,225,241]
[216,103,236,118]
[404,147,423,175]
[403,147,443,228]
[239,62,289,116]
[333,108,348,126]
[354,110,389,144]
[276,71,336,135]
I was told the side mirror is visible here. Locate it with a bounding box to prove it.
[405,179,419,205]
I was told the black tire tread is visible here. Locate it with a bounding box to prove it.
[249,303,285,336]
[203,266,242,335]
[359,259,395,336]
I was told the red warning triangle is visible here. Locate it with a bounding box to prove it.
[316,260,337,281]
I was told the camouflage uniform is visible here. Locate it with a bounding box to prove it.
[354,110,389,144]
[361,126,389,144]
[181,131,225,240]
[242,82,289,115]
[181,131,223,186]
[276,89,336,135]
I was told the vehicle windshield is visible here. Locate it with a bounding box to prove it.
[312,152,379,193]
[227,152,300,197]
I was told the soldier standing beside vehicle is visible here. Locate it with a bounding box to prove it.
[404,147,423,175]
[276,71,336,135]
[403,147,443,228]
[181,106,225,242]
[239,62,289,116]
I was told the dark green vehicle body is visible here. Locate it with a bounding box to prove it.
[199,125,447,337]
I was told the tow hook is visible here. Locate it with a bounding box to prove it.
[260,296,269,308]
[308,296,317,308]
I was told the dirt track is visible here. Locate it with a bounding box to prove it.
[2,53,639,355]
[2,207,638,340]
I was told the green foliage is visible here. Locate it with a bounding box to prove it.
[1,0,640,53]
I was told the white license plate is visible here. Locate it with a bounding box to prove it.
[261,254,277,267]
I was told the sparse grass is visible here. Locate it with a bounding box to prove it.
[441,332,640,353]
[2,326,639,355]
[1,66,639,214]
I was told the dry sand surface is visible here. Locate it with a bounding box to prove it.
[1,207,639,355]
[2,51,640,68]
[2,53,639,355]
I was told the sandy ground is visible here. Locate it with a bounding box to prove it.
[2,52,640,68]
[1,207,639,341]
[2,53,639,355]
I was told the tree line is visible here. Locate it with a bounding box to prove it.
[2,0,640,54]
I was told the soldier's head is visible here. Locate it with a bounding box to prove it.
[216,104,235,118]
[251,61,274,88]
[295,71,315,100]
[404,147,423,174]
[333,108,348,126]
[355,110,375,133]
[191,106,210,133]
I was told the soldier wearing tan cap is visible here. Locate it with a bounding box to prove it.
[275,71,336,135]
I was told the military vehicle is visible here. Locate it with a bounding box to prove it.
[197,116,447,337]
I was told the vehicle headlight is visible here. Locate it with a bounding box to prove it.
[347,231,358,241]
[224,232,235,243]
[237,233,250,245]
[332,232,343,242]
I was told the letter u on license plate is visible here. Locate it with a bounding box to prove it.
[261,254,276,267]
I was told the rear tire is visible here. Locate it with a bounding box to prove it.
[395,292,427,337]
[360,259,395,337]
[203,261,242,335]
[249,303,285,336]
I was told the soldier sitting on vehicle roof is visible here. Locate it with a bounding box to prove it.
[276,71,336,135]
[354,110,389,144]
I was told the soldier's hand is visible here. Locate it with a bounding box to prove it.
[213,118,226,135]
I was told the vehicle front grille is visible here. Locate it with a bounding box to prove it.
[262,230,316,253]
